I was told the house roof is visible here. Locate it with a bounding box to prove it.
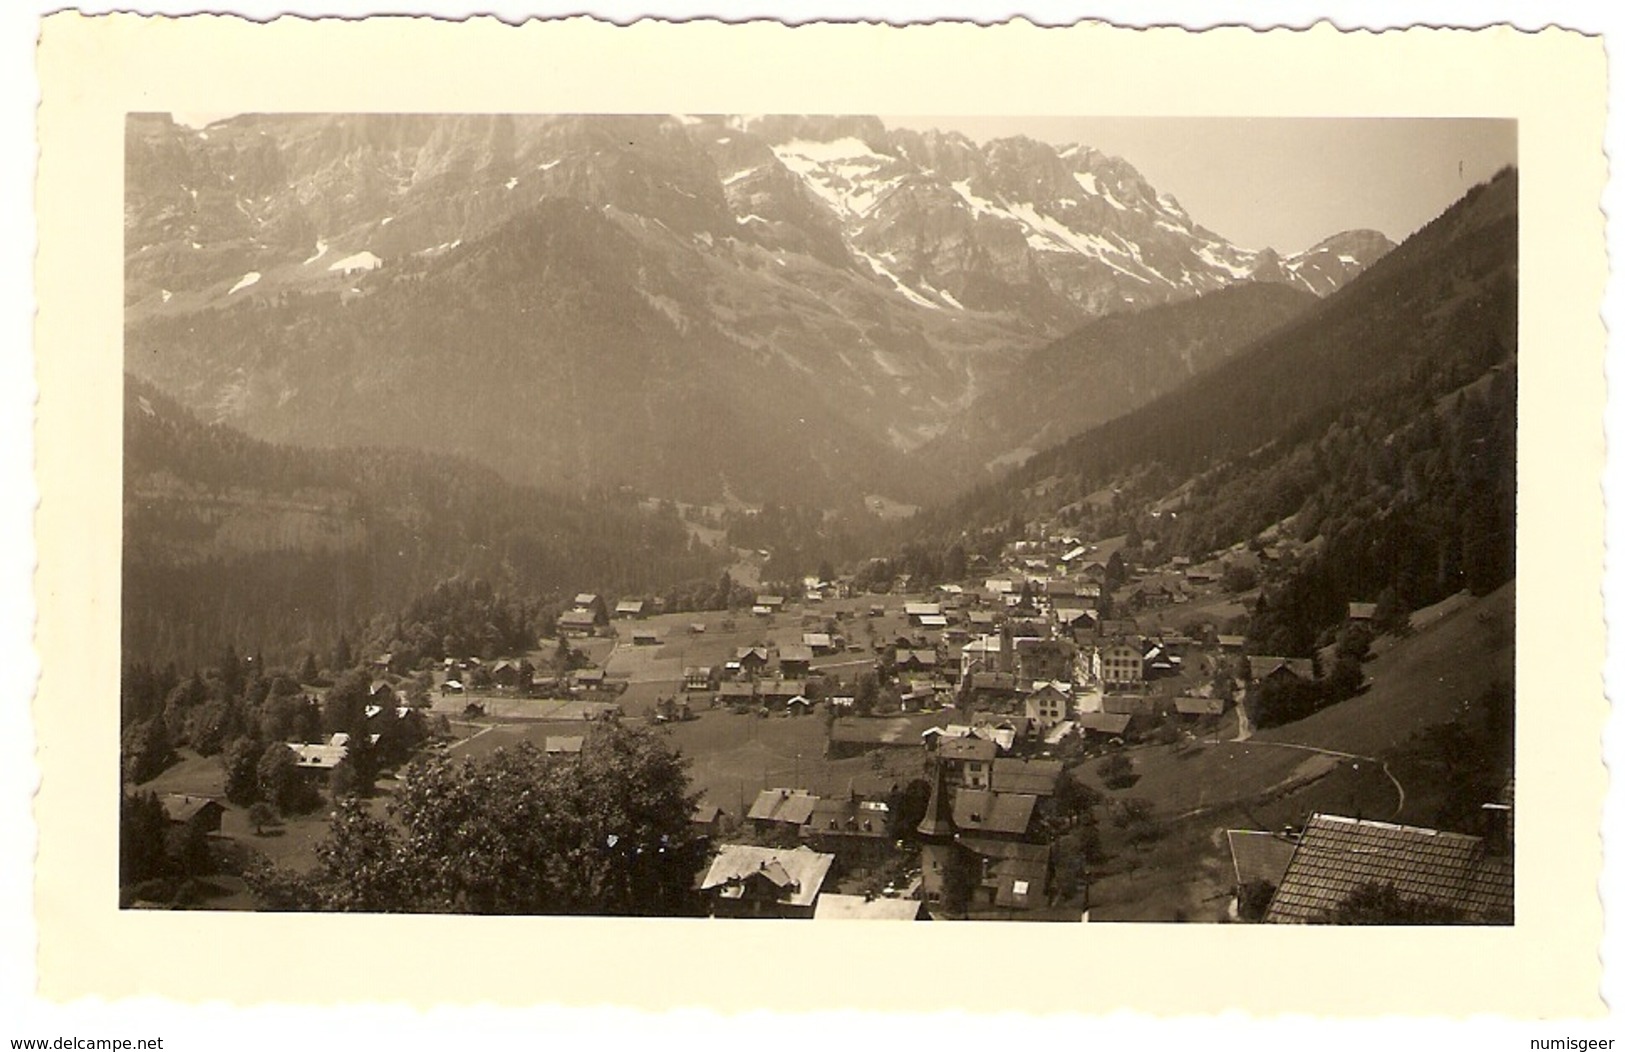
[287,742,347,770]
[558,609,597,627]
[747,789,820,826]
[905,602,942,616]
[1348,602,1378,620]
[756,595,786,606]
[734,646,770,662]
[717,681,756,698]
[895,648,939,666]
[918,615,950,628]
[691,803,724,824]
[700,844,834,908]
[990,758,1063,796]
[802,633,832,648]
[161,794,223,823]
[829,717,923,746]
[1175,694,1226,715]
[805,797,889,838]
[938,736,998,763]
[1265,813,1514,924]
[1252,656,1315,681]
[1217,634,1247,648]
[544,736,584,755]
[573,593,598,606]
[1074,712,1133,735]
[779,645,814,663]
[813,894,926,921]
[951,789,1038,837]
[616,599,645,613]
[758,678,806,697]
[1226,829,1299,889]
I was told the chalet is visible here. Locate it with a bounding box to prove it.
[778,645,814,677]
[700,843,835,919]
[1142,643,1179,678]
[287,742,347,775]
[757,679,806,708]
[1045,578,1080,599]
[937,736,998,788]
[631,628,662,647]
[368,679,394,701]
[1074,711,1134,741]
[557,608,598,635]
[1175,693,1228,718]
[802,632,835,655]
[488,660,521,688]
[1059,545,1089,565]
[894,648,939,674]
[905,602,943,626]
[1250,656,1315,684]
[615,599,647,619]
[1217,634,1247,653]
[786,695,816,717]
[1264,813,1512,925]
[1024,681,1072,729]
[1095,642,1144,688]
[813,894,928,921]
[1101,693,1161,717]
[960,634,1005,678]
[683,666,713,691]
[898,685,937,712]
[801,796,892,868]
[989,758,1063,797]
[1052,607,1098,635]
[161,794,224,835]
[690,803,725,840]
[573,668,606,688]
[963,671,1021,702]
[1077,562,1107,582]
[918,614,950,631]
[984,577,1016,595]
[869,604,888,618]
[733,646,770,675]
[573,592,600,609]
[1097,618,1140,640]
[747,789,821,838]
[755,594,787,611]
[688,622,708,634]
[543,736,584,756]
[1347,601,1378,622]
[717,681,757,706]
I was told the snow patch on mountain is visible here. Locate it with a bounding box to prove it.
[329,252,382,274]
[228,272,260,295]
[301,239,329,266]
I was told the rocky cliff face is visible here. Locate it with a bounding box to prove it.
[124,113,1393,504]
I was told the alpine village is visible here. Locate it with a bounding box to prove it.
[120,114,1516,924]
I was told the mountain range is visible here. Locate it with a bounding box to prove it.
[124,113,1392,504]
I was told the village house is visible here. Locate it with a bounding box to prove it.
[1023,681,1073,730]
[1347,601,1378,622]
[1250,656,1316,685]
[747,788,820,841]
[683,666,713,691]
[161,794,225,836]
[937,735,998,788]
[802,632,835,655]
[754,594,787,612]
[756,679,806,709]
[557,608,598,636]
[543,735,584,757]
[778,644,814,678]
[717,680,756,708]
[826,716,925,758]
[631,627,662,647]
[699,843,835,919]
[1095,641,1145,688]
[286,742,347,777]
[1175,693,1228,719]
[801,796,892,869]
[1225,828,1300,919]
[615,599,646,619]
[690,802,725,841]
[1074,711,1134,742]
[732,646,770,677]
[989,757,1063,797]
[894,648,939,675]
[905,601,944,627]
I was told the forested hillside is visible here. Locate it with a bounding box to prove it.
[906,168,1518,651]
[123,376,722,668]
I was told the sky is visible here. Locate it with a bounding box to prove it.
[884,116,1517,253]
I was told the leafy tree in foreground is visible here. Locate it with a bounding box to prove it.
[1325,881,1468,925]
[246,720,704,915]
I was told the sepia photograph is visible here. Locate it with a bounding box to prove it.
[22,10,1612,1027]
[117,111,1517,924]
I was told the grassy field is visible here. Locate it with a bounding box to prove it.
[1077,581,1514,921]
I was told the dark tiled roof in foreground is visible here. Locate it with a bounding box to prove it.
[1265,814,1513,924]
